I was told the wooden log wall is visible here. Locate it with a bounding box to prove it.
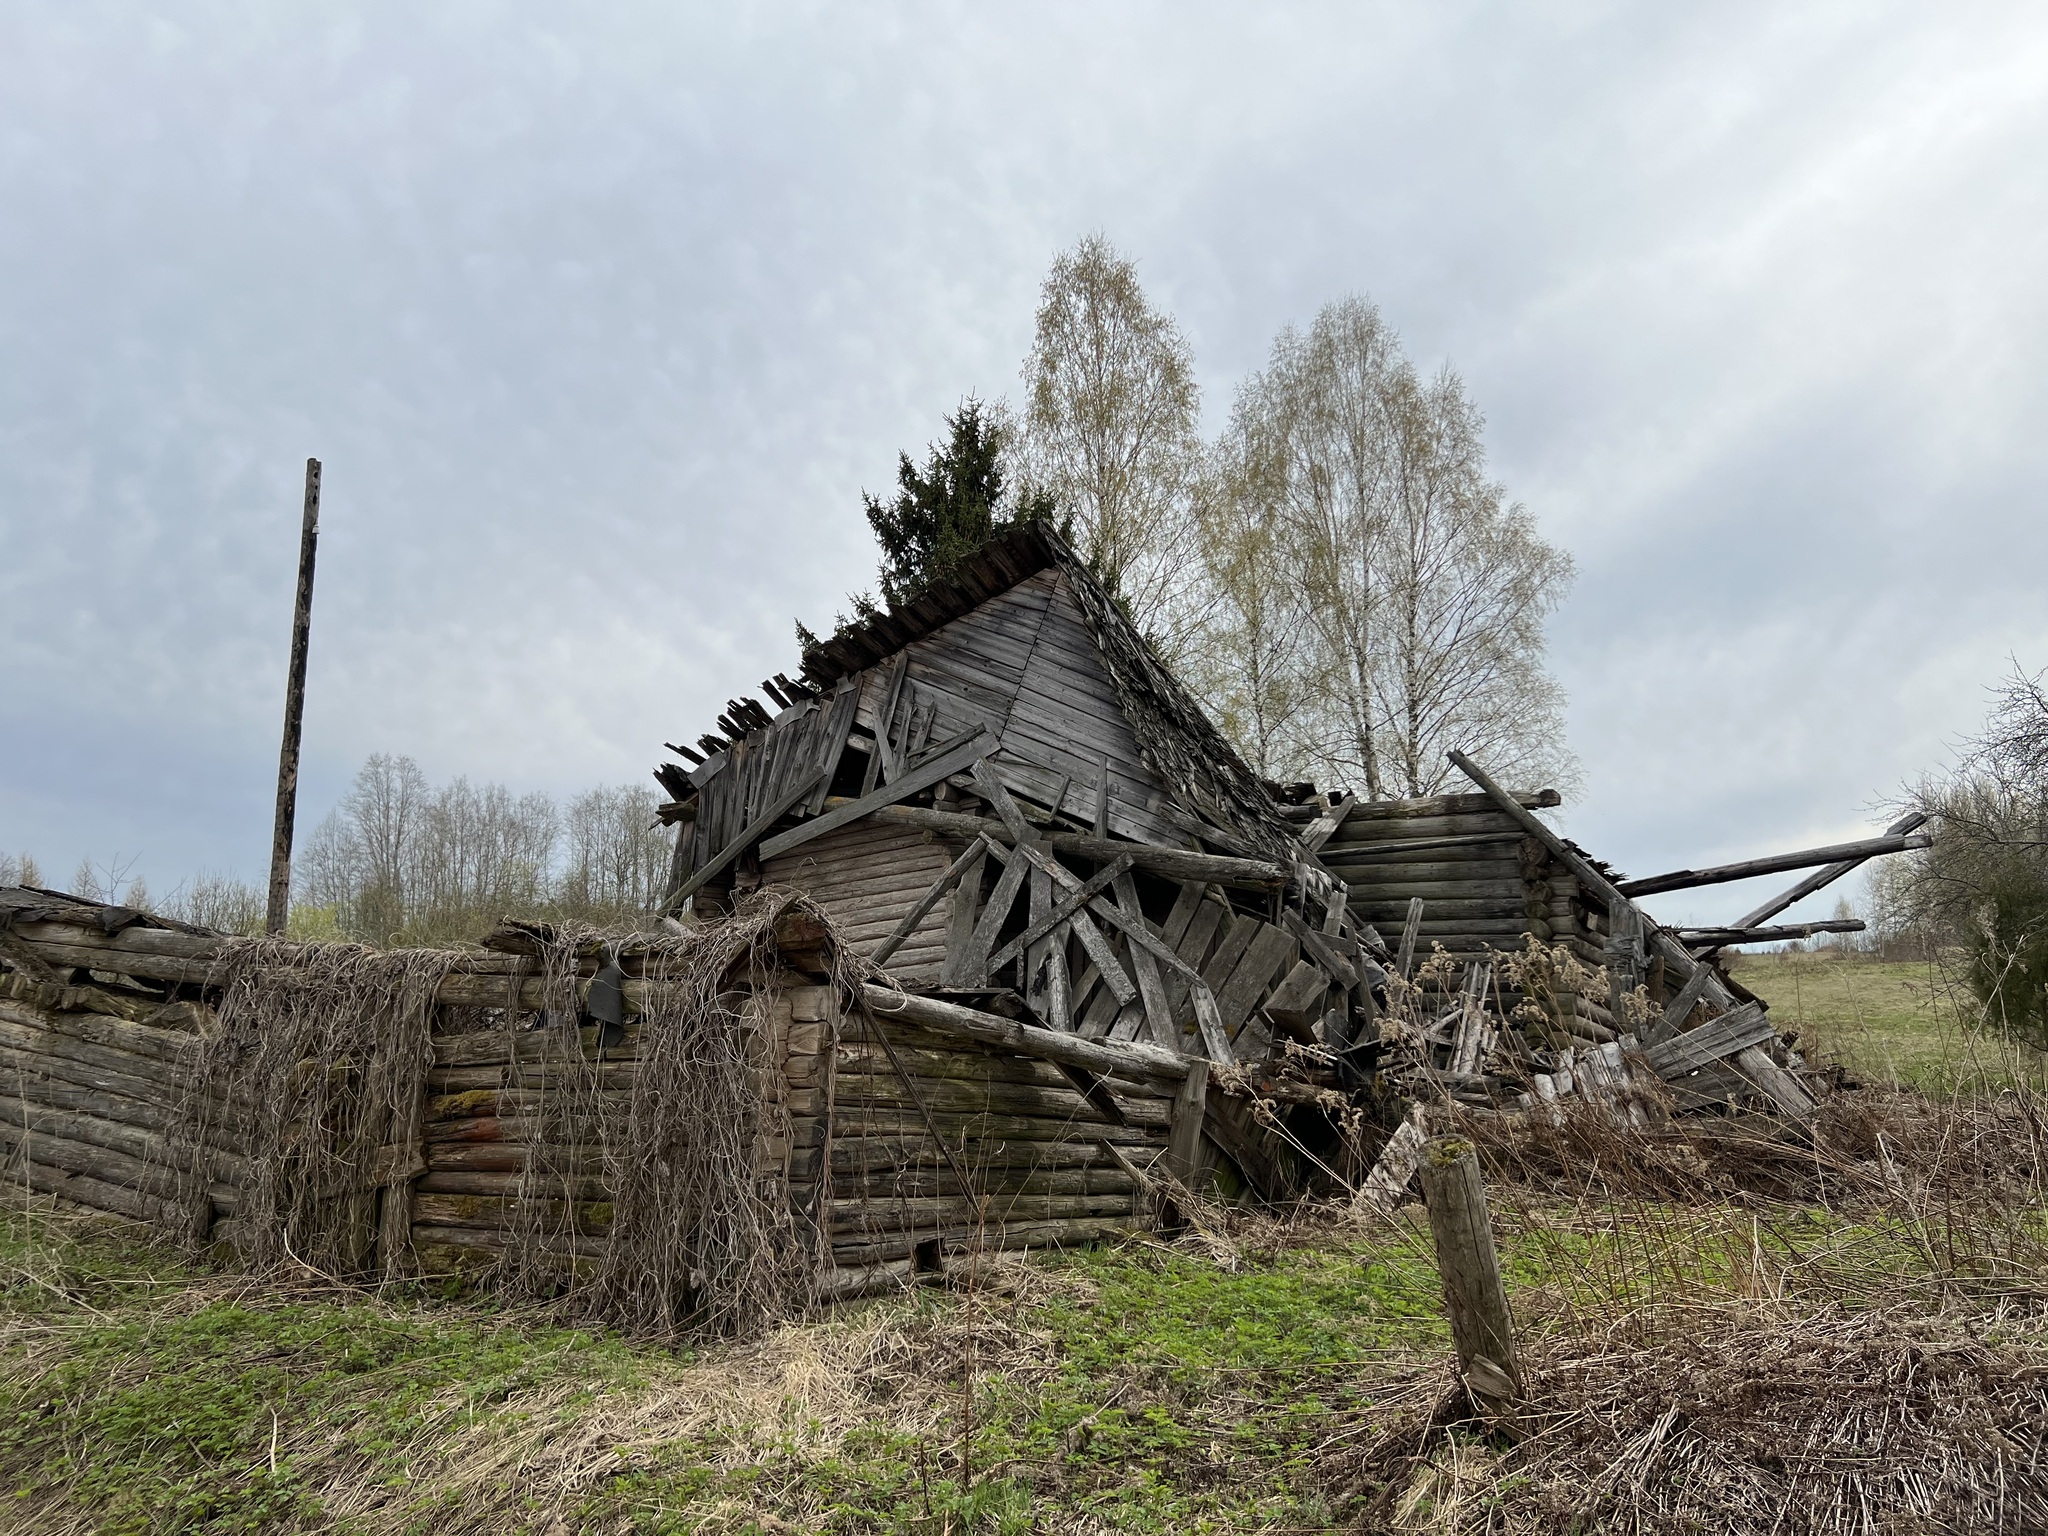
[0,913,1172,1287]
[824,1004,1167,1270]
[762,820,957,984]
[1320,792,1606,968]
[0,976,232,1231]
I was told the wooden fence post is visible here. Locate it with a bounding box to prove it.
[1419,1136,1521,1417]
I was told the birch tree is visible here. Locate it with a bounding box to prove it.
[1233,296,1575,798]
[1022,235,1203,652]
[1184,415,1320,781]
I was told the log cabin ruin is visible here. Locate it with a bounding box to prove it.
[0,523,1928,1330]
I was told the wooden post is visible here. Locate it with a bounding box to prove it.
[265,457,321,936]
[1418,1136,1521,1417]
[1164,1055,1209,1190]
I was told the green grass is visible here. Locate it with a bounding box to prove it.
[0,1211,644,1534]
[7,1170,2048,1534]
[0,1208,1462,1535]
[1729,949,2044,1093]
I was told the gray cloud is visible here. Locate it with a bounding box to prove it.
[3,2,2043,930]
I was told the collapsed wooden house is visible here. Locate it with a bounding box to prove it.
[0,523,1931,1316]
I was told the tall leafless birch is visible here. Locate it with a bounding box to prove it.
[1022,235,1203,652]
[1185,414,1320,781]
[1233,297,1575,797]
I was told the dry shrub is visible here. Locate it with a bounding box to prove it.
[168,938,459,1276]
[1335,1302,2048,1535]
[1462,1081,2048,1208]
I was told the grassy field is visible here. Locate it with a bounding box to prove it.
[1730,948,2045,1093]
[4,952,2046,1532]
[6,1132,2047,1536]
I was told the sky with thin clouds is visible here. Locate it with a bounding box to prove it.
[3,3,2045,931]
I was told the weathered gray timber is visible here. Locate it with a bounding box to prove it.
[1676,920,1865,949]
[1727,810,1931,932]
[1645,1002,1775,1077]
[1419,1137,1521,1416]
[1616,831,1933,898]
[266,456,322,936]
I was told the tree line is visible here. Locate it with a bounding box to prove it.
[822,235,1578,798]
[19,758,672,945]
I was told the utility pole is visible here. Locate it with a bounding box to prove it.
[265,458,321,936]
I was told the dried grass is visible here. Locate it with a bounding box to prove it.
[1335,1300,2048,1534]
[585,889,855,1338]
[158,888,861,1340]
[314,1257,1083,1535]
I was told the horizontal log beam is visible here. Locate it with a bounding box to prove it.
[860,984,1189,1084]
[1283,789,1559,824]
[8,912,835,1004]
[1616,833,1931,897]
[1730,810,1931,931]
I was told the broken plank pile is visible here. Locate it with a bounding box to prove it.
[1343,753,1936,1197]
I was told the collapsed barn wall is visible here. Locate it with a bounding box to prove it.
[1307,789,1578,961]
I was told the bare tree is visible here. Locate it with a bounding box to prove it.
[1880,663,2048,1039]
[1022,235,1203,650]
[564,784,671,913]
[1237,297,1575,798]
[1183,415,1320,781]
[165,872,267,935]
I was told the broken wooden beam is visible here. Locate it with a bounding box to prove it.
[1676,919,1865,949]
[858,983,1188,1085]
[757,727,996,864]
[663,766,829,911]
[1615,832,1932,898]
[1728,810,1931,931]
[867,834,1001,967]
[1356,1103,1427,1213]
[1644,1001,1775,1078]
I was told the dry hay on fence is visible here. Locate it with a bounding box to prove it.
[156,889,864,1340]
[586,889,864,1339]
[1333,1301,2048,1535]
[165,938,459,1276]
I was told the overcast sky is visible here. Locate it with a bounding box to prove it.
[4,2,2044,930]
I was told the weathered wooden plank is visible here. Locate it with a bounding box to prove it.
[1279,908,1360,991]
[951,845,1031,987]
[1618,832,1932,898]
[665,766,828,910]
[1324,790,1559,825]
[869,835,996,967]
[1215,923,1297,1038]
[1646,1003,1774,1077]
[859,984,1188,1084]
[988,854,1133,974]
[1104,870,1177,1051]
[758,729,995,863]
[1731,1043,1816,1119]
[1396,898,1425,977]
